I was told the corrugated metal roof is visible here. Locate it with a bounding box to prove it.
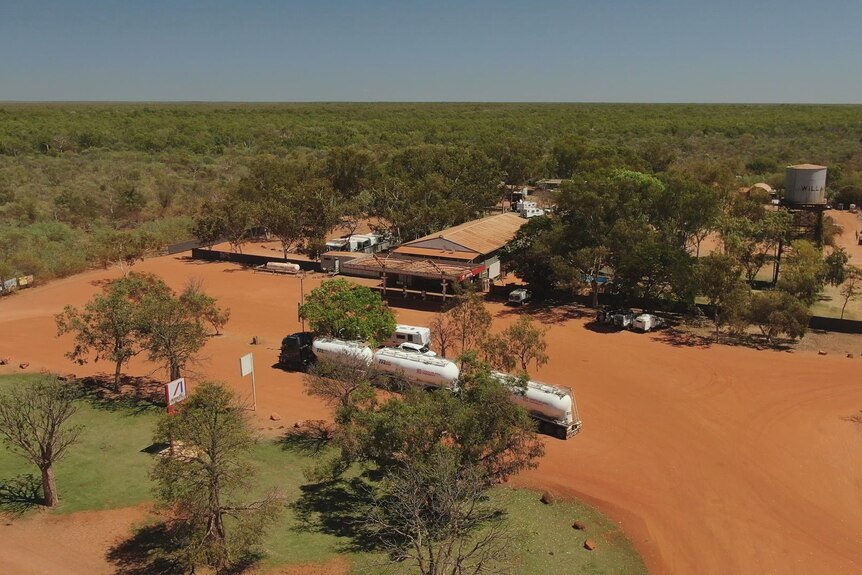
[397,212,527,256]
[394,246,480,261]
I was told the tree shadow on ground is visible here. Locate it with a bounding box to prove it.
[291,476,383,554]
[495,301,590,325]
[107,520,264,575]
[582,321,628,335]
[106,522,187,575]
[653,328,714,348]
[654,327,794,351]
[842,410,862,429]
[277,420,334,456]
[75,375,164,415]
[0,474,43,516]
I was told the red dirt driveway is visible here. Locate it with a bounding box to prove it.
[2,253,862,574]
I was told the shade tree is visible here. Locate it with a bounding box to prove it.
[55,273,151,390]
[839,266,862,319]
[135,275,228,380]
[152,382,283,572]
[695,253,751,341]
[0,376,82,507]
[299,279,396,344]
[748,291,810,344]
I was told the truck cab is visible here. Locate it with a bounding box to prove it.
[279,332,315,370]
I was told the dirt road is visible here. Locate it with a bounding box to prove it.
[2,253,862,574]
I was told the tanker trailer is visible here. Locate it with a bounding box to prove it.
[491,372,582,439]
[311,338,374,367]
[372,348,460,389]
[264,261,301,274]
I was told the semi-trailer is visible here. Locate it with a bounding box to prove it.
[279,333,583,439]
[491,372,582,439]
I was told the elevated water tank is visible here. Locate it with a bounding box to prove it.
[785,164,827,205]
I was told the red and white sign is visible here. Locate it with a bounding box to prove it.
[165,378,187,414]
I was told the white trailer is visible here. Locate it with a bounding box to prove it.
[372,348,460,389]
[386,324,432,347]
[632,314,665,332]
[260,261,301,274]
[324,233,385,253]
[519,206,546,218]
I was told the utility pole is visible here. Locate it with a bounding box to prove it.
[299,272,306,332]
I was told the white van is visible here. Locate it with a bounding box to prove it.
[632,314,665,332]
[508,289,532,306]
[386,325,431,347]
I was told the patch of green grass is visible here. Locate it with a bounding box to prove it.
[248,442,363,567]
[811,283,861,320]
[0,374,158,514]
[497,489,648,575]
[0,374,645,574]
[251,438,646,575]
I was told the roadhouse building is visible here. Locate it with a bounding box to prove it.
[342,212,527,300]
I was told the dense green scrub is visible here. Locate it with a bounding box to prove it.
[2,103,861,282]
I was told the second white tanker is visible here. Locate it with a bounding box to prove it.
[491,372,581,439]
[372,347,460,389]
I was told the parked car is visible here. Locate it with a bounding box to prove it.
[632,313,666,332]
[508,288,532,306]
[393,342,437,356]
[611,309,636,329]
[595,306,615,324]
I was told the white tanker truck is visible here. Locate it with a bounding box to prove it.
[294,336,582,439]
[372,347,460,389]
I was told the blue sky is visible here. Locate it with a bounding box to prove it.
[1,0,860,102]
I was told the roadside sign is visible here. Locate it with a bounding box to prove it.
[165,378,187,414]
[239,352,257,411]
[240,353,254,376]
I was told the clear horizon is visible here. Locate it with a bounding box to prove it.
[2,1,861,104]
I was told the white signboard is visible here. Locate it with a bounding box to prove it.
[165,377,187,407]
[240,353,254,377]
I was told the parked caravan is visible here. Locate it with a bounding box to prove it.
[386,324,432,347]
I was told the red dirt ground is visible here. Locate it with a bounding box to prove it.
[2,253,862,574]
[0,505,148,574]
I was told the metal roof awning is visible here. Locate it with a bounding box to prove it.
[343,254,483,281]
